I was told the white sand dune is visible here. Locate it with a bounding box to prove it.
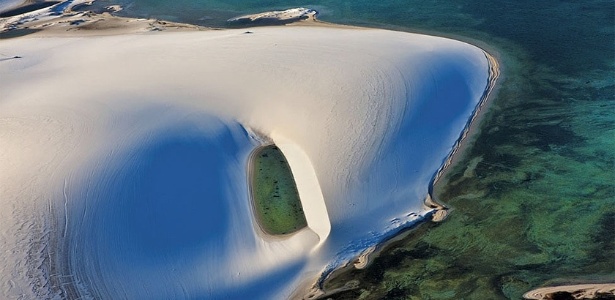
[0,25,490,299]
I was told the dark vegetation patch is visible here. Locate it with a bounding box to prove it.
[546,291,575,300]
[591,211,615,262]
[325,289,363,300]
[385,284,408,299]
[528,124,585,151]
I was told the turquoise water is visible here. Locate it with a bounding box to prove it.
[81,0,614,298]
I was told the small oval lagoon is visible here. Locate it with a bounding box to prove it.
[251,145,307,235]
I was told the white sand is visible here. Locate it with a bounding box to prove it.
[0,24,490,299]
[524,283,615,299]
[273,133,330,245]
[228,7,317,23]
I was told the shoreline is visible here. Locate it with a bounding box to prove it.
[429,50,501,209]
[304,212,435,299]
[312,48,502,299]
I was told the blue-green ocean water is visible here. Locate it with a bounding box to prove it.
[83,1,614,299]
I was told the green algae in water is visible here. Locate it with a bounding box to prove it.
[251,145,307,235]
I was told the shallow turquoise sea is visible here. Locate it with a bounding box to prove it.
[82,0,614,298]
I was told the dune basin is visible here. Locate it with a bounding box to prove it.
[0,15,494,299]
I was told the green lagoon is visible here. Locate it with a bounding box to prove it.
[251,145,307,235]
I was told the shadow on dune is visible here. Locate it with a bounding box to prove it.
[67,114,257,298]
[121,136,232,252]
[206,259,307,300]
[0,1,60,18]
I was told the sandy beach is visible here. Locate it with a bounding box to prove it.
[1,6,495,299]
[524,283,615,300]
